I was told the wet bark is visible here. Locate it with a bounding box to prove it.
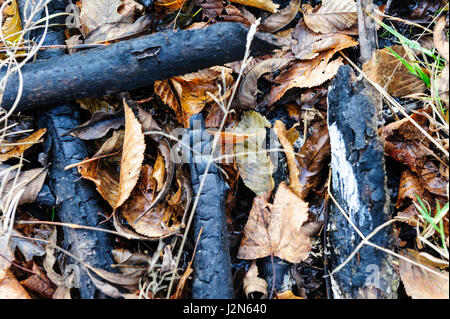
[1,23,278,111]
[327,65,399,299]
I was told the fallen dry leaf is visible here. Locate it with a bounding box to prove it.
[276,290,304,299]
[243,261,267,299]
[0,128,46,162]
[433,16,449,62]
[363,45,427,98]
[237,58,293,109]
[0,166,47,206]
[233,111,274,195]
[65,111,124,140]
[79,0,124,35]
[259,0,301,33]
[154,0,185,12]
[273,120,303,198]
[229,0,279,13]
[154,66,233,127]
[116,100,146,209]
[399,249,449,299]
[291,20,358,60]
[302,0,357,34]
[237,182,311,263]
[20,263,56,299]
[0,269,31,299]
[197,0,225,21]
[268,52,347,106]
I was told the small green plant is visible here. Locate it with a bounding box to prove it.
[414,194,449,256]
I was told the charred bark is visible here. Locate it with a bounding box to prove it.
[23,1,116,299]
[326,65,399,299]
[188,113,234,299]
[1,23,278,111]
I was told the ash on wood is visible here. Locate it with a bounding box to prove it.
[327,65,399,299]
[188,113,234,299]
[1,23,278,111]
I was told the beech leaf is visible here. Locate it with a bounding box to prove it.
[229,0,279,13]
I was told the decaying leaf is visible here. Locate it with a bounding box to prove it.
[0,166,47,206]
[116,100,146,209]
[268,53,346,106]
[243,261,268,299]
[302,0,357,34]
[0,128,46,162]
[233,111,274,195]
[65,111,124,140]
[291,20,358,60]
[229,0,279,13]
[273,120,303,198]
[197,0,225,21]
[237,182,311,263]
[219,4,256,26]
[259,0,301,33]
[154,66,233,127]
[85,15,152,43]
[237,58,293,109]
[399,249,449,299]
[76,97,118,114]
[20,263,56,299]
[0,269,31,299]
[0,0,22,44]
[433,16,449,63]
[79,0,125,35]
[363,45,427,97]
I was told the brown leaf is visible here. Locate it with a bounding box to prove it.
[79,0,125,35]
[154,66,233,127]
[116,100,146,209]
[20,263,56,299]
[273,120,303,198]
[0,128,46,162]
[151,151,166,193]
[268,51,348,106]
[154,0,185,12]
[0,166,47,205]
[243,261,267,299]
[363,45,427,98]
[85,15,152,43]
[76,97,118,114]
[219,4,256,26]
[301,0,357,34]
[433,16,449,62]
[0,269,31,299]
[233,111,274,195]
[197,0,225,21]
[291,20,358,60]
[229,0,279,13]
[237,58,293,109]
[65,111,124,140]
[399,249,449,299]
[237,182,311,263]
[296,121,331,199]
[259,0,301,33]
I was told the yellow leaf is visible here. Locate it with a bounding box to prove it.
[230,0,279,13]
[0,128,46,162]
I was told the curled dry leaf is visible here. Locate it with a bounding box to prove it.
[363,45,427,98]
[0,128,46,162]
[65,111,124,140]
[0,166,47,206]
[243,261,267,299]
[237,58,293,109]
[268,53,345,106]
[302,0,357,34]
[291,20,358,60]
[259,0,301,33]
[154,0,185,12]
[220,4,256,26]
[233,111,274,195]
[433,16,449,62]
[237,182,311,263]
[154,66,233,127]
[85,15,152,44]
[276,290,304,299]
[229,0,279,13]
[20,263,56,299]
[273,120,303,198]
[399,249,449,299]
